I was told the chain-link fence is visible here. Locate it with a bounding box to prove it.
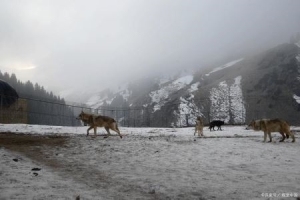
[0,95,150,127]
[1,94,300,127]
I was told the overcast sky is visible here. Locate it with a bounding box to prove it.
[1,0,300,97]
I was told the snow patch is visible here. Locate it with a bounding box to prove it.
[209,76,245,124]
[229,76,246,124]
[172,95,202,127]
[210,81,230,122]
[294,94,300,104]
[189,82,200,93]
[86,94,110,109]
[150,75,194,112]
[206,58,244,76]
[119,88,131,101]
[172,75,193,85]
[296,54,300,62]
[86,84,132,109]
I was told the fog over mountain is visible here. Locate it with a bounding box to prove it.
[84,41,300,126]
[1,0,300,102]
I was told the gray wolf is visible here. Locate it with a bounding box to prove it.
[77,111,122,138]
[247,118,295,142]
[209,120,224,131]
[194,116,204,137]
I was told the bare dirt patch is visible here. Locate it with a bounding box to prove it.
[0,132,68,148]
[0,132,69,168]
[0,133,165,199]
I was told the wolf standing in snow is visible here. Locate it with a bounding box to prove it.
[247,118,295,143]
[209,120,224,131]
[194,116,204,137]
[77,111,122,138]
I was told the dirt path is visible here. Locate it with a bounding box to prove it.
[0,133,163,199]
[0,133,68,167]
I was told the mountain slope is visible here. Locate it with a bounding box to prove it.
[85,42,300,126]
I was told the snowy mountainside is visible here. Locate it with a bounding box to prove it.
[209,76,245,124]
[150,75,193,112]
[294,41,300,103]
[84,60,246,127]
[86,84,132,109]
[83,42,300,126]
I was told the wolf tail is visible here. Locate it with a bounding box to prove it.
[115,123,122,139]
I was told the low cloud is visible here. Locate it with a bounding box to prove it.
[0,0,300,96]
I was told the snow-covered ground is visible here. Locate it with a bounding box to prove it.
[1,124,300,199]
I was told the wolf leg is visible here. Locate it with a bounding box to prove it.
[291,134,295,142]
[287,131,295,142]
[199,129,203,137]
[263,132,267,142]
[87,126,93,136]
[112,123,122,138]
[93,127,97,136]
[267,132,272,142]
[279,132,285,142]
[286,134,289,139]
[104,127,111,137]
[109,123,122,138]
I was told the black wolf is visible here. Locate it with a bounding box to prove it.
[209,120,224,131]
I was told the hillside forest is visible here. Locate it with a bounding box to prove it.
[0,71,80,126]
